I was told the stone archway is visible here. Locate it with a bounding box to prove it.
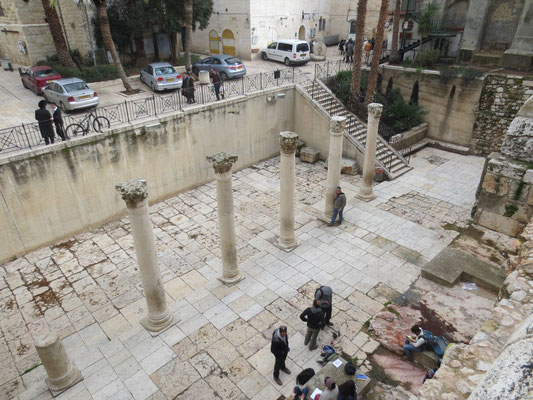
[222,29,235,56]
[298,25,306,40]
[209,30,219,54]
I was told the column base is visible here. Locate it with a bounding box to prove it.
[47,365,83,397]
[275,237,300,252]
[318,214,332,224]
[141,310,175,335]
[356,187,375,202]
[219,271,243,285]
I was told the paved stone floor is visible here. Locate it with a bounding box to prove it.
[0,147,485,400]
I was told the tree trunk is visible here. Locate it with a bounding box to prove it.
[390,0,401,64]
[365,0,389,107]
[169,32,177,65]
[41,0,77,68]
[351,0,367,112]
[184,0,193,70]
[134,33,148,68]
[94,2,133,92]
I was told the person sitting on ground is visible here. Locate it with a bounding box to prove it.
[315,285,334,328]
[337,379,357,400]
[293,385,309,399]
[403,324,426,361]
[300,299,324,350]
[320,376,339,400]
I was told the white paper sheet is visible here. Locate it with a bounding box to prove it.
[332,359,343,368]
[310,388,323,399]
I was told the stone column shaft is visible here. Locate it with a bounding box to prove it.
[116,179,173,333]
[278,132,299,250]
[324,116,347,218]
[208,152,242,284]
[358,103,383,201]
[35,333,82,394]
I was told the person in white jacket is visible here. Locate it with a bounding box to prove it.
[403,325,426,360]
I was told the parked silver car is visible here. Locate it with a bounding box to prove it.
[140,62,183,92]
[192,55,246,80]
[42,78,99,112]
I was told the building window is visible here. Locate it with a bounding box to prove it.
[349,20,356,34]
[319,17,326,31]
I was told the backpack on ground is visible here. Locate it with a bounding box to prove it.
[433,336,450,356]
[344,362,357,375]
[422,329,436,350]
[296,368,315,385]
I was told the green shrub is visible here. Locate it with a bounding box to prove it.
[383,100,428,132]
[416,49,440,68]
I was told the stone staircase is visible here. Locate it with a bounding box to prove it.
[297,79,412,180]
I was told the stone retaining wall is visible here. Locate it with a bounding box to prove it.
[470,74,533,156]
[417,219,533,399]
[390,123,428,151]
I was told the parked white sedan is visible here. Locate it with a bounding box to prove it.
[140,62,183,92]
[42,78,99,112]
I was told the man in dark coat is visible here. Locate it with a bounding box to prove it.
[315,285,334,327]
[300,299,324,350]
[182,71,196,104]
[328,186,347,226]
[50,103,67,141]
[271,325,291,385]
[211,68,224,101]
[35,100,55,145]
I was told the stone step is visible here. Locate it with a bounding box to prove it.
[412,350,440,370]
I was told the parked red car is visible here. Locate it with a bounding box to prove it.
[20,66,62,95]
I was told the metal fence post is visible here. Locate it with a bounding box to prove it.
[326,62,329,79]
[21,123,32,149]
[124,100,130,123]
[241,76,245,94]
[152,95,158,116]
[260,72,263,90]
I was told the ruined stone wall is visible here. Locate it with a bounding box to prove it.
[55,0,96,61]
[418,219,533,399]
[0,87,295,263]
[471,74,533,156]
[480,0,524,51]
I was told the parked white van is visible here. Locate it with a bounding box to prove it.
[261,40,310,66]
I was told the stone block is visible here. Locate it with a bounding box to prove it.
[477,210,525,237]
[412,350,439,370]
[341,158,358,175]
[523,170,533,184]
[300,147,320,164]
[528,187,533,206]
[339,337,359,360]
[481,174,509,196]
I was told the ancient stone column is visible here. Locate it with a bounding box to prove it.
[116,179,174,333]
[207,152,242,284]
[35,332,83,394]
[324,116,347,219]
[277,132,299,250]
[358,103,383,201]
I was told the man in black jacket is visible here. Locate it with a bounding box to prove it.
[271,326,291,385]
[50,103,67,141]
[300,299,324,350]
[35,100,55,145]
[315,285,334,327]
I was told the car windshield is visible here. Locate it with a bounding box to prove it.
[225,57,241,64]
[296,43,309,52]
[155,66,176,76]
[63,82,89,92]
[35,69,58,77]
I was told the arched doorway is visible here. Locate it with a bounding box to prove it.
[348,19,356,40]
[298,25,306,40]
[222,29,235,56]
[267,28,278,45]
[209,30,219,54]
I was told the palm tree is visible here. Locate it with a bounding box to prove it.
[92,0,133,92]
[351,0,367,110]
[184,0,193,71]
[390,0,401,64]
[364,0,389,107]
[42,0,77,68]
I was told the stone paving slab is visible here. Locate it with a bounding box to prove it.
[0,147,485,399]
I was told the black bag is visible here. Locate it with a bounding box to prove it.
[344,362,357,375]
[296,368,315,385]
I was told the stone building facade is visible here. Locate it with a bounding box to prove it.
[0,0,95,66]
[471,75,533,156]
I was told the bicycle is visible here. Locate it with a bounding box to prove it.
[65,111,110,137]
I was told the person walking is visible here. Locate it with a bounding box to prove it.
[300,299,324,350]
[345,39,354,63]
[315,285,333,327]
[364,40,372,66]
[271,326,291,385]
[337,379,358,400]
[35,100,55,145]
[338,40,345,56]
[211,68,224,101]
[50,103,67,141]
[328,186,346,226]
[320,377,339,400]
[183,71,196,104]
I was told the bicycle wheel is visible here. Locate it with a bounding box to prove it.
[93,116,110,133]
[66,123,85,137]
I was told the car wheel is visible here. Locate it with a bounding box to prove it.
[21,79,27,89]
[60,101,68,113]
[262,52,268,61]
[151,81,157,92]
[220,71,228,81]
[284,58,291,66]
[192,67,199,75]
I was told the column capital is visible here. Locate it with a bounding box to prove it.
[330,116,347,134]
[280,131,299,154]
[368,103,383,119]
[207,152,238,174]
[116,179,148,208]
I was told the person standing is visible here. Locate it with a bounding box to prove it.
[338,40,345,56]
[50,103,67,141]
[271,326,291,385]
[211,68,224,101]
[35,100,55,145]
[315,285,333,327]
[183,71,195,104]
[328,186,346,226]
[345,39,354,63]
[300,299,324,350]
